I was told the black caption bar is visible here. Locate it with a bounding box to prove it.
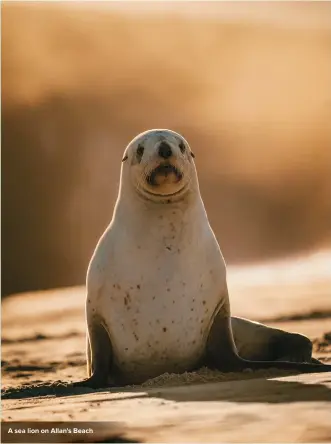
[1,422,141,443]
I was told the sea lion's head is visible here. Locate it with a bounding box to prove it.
[121,129,196,203]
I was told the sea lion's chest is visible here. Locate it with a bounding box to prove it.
[88,212,226,378]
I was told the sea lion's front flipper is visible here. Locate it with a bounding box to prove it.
[72,317,113,388]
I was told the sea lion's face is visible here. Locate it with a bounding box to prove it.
[122,129,196,201]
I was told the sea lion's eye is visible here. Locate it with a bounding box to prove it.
[137,144,144,159]
[179,142,186,153]
[191,152,195,158]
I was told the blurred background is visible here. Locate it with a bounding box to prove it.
[2,1,331,297]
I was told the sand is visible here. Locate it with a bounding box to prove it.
[2,250,331,442]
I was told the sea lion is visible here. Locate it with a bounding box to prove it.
[74,129,330,388]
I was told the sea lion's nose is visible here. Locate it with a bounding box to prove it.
[158,141,172,159]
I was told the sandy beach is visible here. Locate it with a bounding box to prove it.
[2,3,331,442]
[2,250,331,442]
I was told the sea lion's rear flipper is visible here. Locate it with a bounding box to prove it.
[72,317,113,388]
[206,313,331,373]
[230,316,313,363]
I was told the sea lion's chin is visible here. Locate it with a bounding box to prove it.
[139,182,187,199]
[136,176,188,200]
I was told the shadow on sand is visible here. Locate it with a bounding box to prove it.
[2,372,331,404]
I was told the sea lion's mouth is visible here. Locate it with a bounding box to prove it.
[146,163,183,187]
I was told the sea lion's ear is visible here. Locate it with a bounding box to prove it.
[122,154,128,162]
[191,151,195,158]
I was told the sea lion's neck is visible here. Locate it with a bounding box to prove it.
[112,183,208,239]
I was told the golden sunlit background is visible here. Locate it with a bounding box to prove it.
[2,1,331,297]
